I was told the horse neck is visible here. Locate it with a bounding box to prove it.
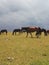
[42,29,47,36]
[41,29,46,32]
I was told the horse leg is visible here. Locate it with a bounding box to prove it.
[44,32,47,36]
[15,32,16,35]
[6,31,7,35]
[26,32,28,37]
[30,32,33,38]
[36,32,39,38]
[12,32,14,35]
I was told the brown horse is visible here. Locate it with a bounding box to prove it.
[21,27,39,37]
[21,27,47,38]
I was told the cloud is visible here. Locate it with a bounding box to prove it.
[0,0,49,30]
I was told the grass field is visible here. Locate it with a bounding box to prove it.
[0,32,49,65]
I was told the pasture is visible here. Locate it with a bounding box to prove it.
[0,32,49,65]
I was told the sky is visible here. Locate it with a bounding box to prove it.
[0,0,49,31]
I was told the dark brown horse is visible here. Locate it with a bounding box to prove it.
[21,27,39,37]
[0,29,7,35]
[12,29,21,35]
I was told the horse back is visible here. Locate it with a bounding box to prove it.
[1,29,7,32]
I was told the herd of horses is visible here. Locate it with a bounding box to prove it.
[0,26,49,38]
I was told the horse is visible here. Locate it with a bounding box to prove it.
[0,29,8,35]
[12,29,21,35]
[21,27,39,37]
[36,28,47,38]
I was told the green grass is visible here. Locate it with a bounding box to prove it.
[0,32,49,65]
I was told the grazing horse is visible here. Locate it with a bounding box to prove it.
[21,27,39,37]
[36,28,47,38]
[12,29,21,35]
[0,29,7,35]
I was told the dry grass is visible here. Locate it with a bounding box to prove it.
[0,32,49,65]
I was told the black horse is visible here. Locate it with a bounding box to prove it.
[12,29,21,35]
[36,28,47,38]
[21,27,39,37]
[0,29,7,35]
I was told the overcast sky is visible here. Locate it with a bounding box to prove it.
[0,0,49,31]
